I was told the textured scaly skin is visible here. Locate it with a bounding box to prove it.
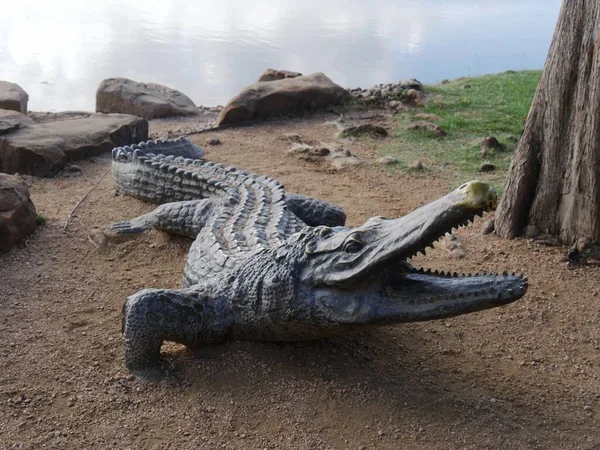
[111,138,528,381]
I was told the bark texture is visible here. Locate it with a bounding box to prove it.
[495,0,600,245]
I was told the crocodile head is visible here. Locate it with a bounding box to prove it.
[289,181,527,325]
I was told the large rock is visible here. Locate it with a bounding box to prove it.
[0,173,36,252]
[96,78,199,119]
[0,113,148,177]
[217,73,350,126]
[0,109,34,136]
[258,69,303,82]
[0,82,29,114]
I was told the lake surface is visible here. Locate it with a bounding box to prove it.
[1,0,561,111]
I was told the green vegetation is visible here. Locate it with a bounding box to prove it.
[36,212,47,226]
[379,70,541,192]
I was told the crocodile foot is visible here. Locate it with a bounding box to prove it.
[131,361,168,383]
[122,287,232,382]
[110,213,154,234]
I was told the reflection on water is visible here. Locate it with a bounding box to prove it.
[0,0,561,111]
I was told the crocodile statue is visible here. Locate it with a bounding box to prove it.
[110,137,528,381]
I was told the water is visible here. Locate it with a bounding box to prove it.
[0,0,561,112]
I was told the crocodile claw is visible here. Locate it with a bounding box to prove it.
[109,220,149,234]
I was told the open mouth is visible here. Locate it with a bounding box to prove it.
[348,180,527,318]
[374,208,528,318]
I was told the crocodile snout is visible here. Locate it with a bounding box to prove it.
[454,180,498,211]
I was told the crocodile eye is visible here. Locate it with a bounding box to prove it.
[344,241,364,253]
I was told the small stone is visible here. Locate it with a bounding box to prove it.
[405,121,446,137]
[311,147,330,156]
[288,143,312,154]
[408,160,424,171]
[481,136,506,152]
[377,156,398,165]
[403,89,425,105]
[377,430,385,437]
[479,162,496,172]
[584,405,592,411]
[282,133,302,143]
[206,137,221,146]
[388,100,402,110]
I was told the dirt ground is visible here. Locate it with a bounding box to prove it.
[1,112,600,450]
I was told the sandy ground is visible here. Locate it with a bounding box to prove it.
[1,112,600,450]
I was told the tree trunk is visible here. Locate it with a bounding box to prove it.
[495,0,600,245]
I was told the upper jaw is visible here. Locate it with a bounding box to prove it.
[320,180,500,285]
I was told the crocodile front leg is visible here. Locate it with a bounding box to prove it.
[122,287,233,381]
[110,199,214,238]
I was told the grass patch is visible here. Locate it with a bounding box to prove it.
[36,212,47,226]
[379,70,540,191]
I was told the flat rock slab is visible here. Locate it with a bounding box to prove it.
[0,81,29,113]
[96,78,199,119]
[217,72,350,126]
[0,173,36,252]
[0,113,148,177]
[0,110,34,136]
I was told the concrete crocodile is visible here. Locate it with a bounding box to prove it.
[110,137,528,381]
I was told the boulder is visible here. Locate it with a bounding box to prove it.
[0,109,34,136]
[258,69,303,82]
[0,173,36,252]
[96,78,198,119]
[217,73,350,126]
[0,82,29,113]
[0,113,148,177]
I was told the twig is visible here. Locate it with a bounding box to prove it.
[63,166,111,232]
